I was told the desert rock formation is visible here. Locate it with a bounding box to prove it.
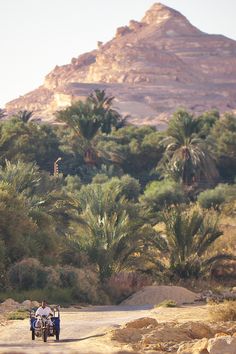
[5,3,236,127]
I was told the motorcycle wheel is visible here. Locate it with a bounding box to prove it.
[32,330,35,340]
[43,329,47,342]
[55,330,59,341]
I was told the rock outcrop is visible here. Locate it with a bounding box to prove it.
[5,3,236,127]
[177,336,236,354]
[110,317,236,354]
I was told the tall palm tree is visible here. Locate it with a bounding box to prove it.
[56,100,101,164]
[56,90,123,165]
[161,110,218,185]
[88,89,122,133]
[146,206,235,279]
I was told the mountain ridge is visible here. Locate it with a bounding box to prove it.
[5,3,236,127]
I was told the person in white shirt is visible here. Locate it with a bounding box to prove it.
[35,300,53,317]
[35,300,53,330]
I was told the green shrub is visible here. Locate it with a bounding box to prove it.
[7,309,28,320]
[106,175,141,201]
[58,267,78,288]
[156,300,177,308]
[7,258,48,290]
[198,184,236,209]
[64,175,82,193]
[92,173,109,184]
[46,265,107,304]
[140,180,185,212]
[0,288,75,306]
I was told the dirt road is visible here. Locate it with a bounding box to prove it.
[0,305,154,354]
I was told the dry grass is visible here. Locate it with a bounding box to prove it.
[7,309,29,320]
[216,212,236,254]
[208,300,236,321]
[155,299,177,308]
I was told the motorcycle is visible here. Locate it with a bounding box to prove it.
[30,306,60,342]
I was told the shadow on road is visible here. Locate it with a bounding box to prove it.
[59,333,106,343]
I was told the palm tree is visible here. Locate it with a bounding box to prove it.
[88,89,122,133]
[0,160,41,196]
[70,184,144,280]
[56,100,101,164]
[161,110,218,186]
[56,90,123,165]
[13,110,33,123]
[88,89,114,112]
[146,206,235,279]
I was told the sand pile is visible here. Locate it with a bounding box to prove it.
[121,286,198,306]
[0,298,20,311]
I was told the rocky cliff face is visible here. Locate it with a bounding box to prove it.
[6,3,236,127]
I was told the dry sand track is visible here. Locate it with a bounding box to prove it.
[0,305,154,354]
[0,304,210,354]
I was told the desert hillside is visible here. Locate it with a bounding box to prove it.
[5,3,236,127]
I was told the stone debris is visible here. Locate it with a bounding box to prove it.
[125,317,158,329]
[208,336,236,354]
[20,300,40,309]
[178,336,236,354]
[0,298,20,310]
[177,338,208,354]
[196,289,236,303]
[0,298,40,313]
[110,317,236,354]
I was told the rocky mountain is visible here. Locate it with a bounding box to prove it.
[5,3,236,128]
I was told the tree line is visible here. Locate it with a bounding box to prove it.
[0,90,235,303]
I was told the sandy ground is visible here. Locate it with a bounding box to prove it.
[0,304,209,354]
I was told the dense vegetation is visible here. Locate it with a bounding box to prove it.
[0,91,235,304]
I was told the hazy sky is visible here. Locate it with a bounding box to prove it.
[1,0,236,107]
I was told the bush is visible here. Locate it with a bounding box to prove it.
[140,180,185,212]
[106,175,141,201]
[46,266,80,289]
[155,300,177,308]
[208,300,236,321]
[0,288,75,306]
[64,175,82,193]
[197,184,236,210]
[59,244,90,268]
[92,174,109,184]
[7,309,28,320]
[105,272,152,304]
[6,260,107,305]
[46,265,107,304]
[58,267,78,288]
[71,267,108,304]
[7,258,48,290]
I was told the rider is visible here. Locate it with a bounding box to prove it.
[35,300,54,332]
[35,300,53,317]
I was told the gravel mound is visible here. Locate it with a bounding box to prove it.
[0,298,20,310]
[121,285,198,306]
